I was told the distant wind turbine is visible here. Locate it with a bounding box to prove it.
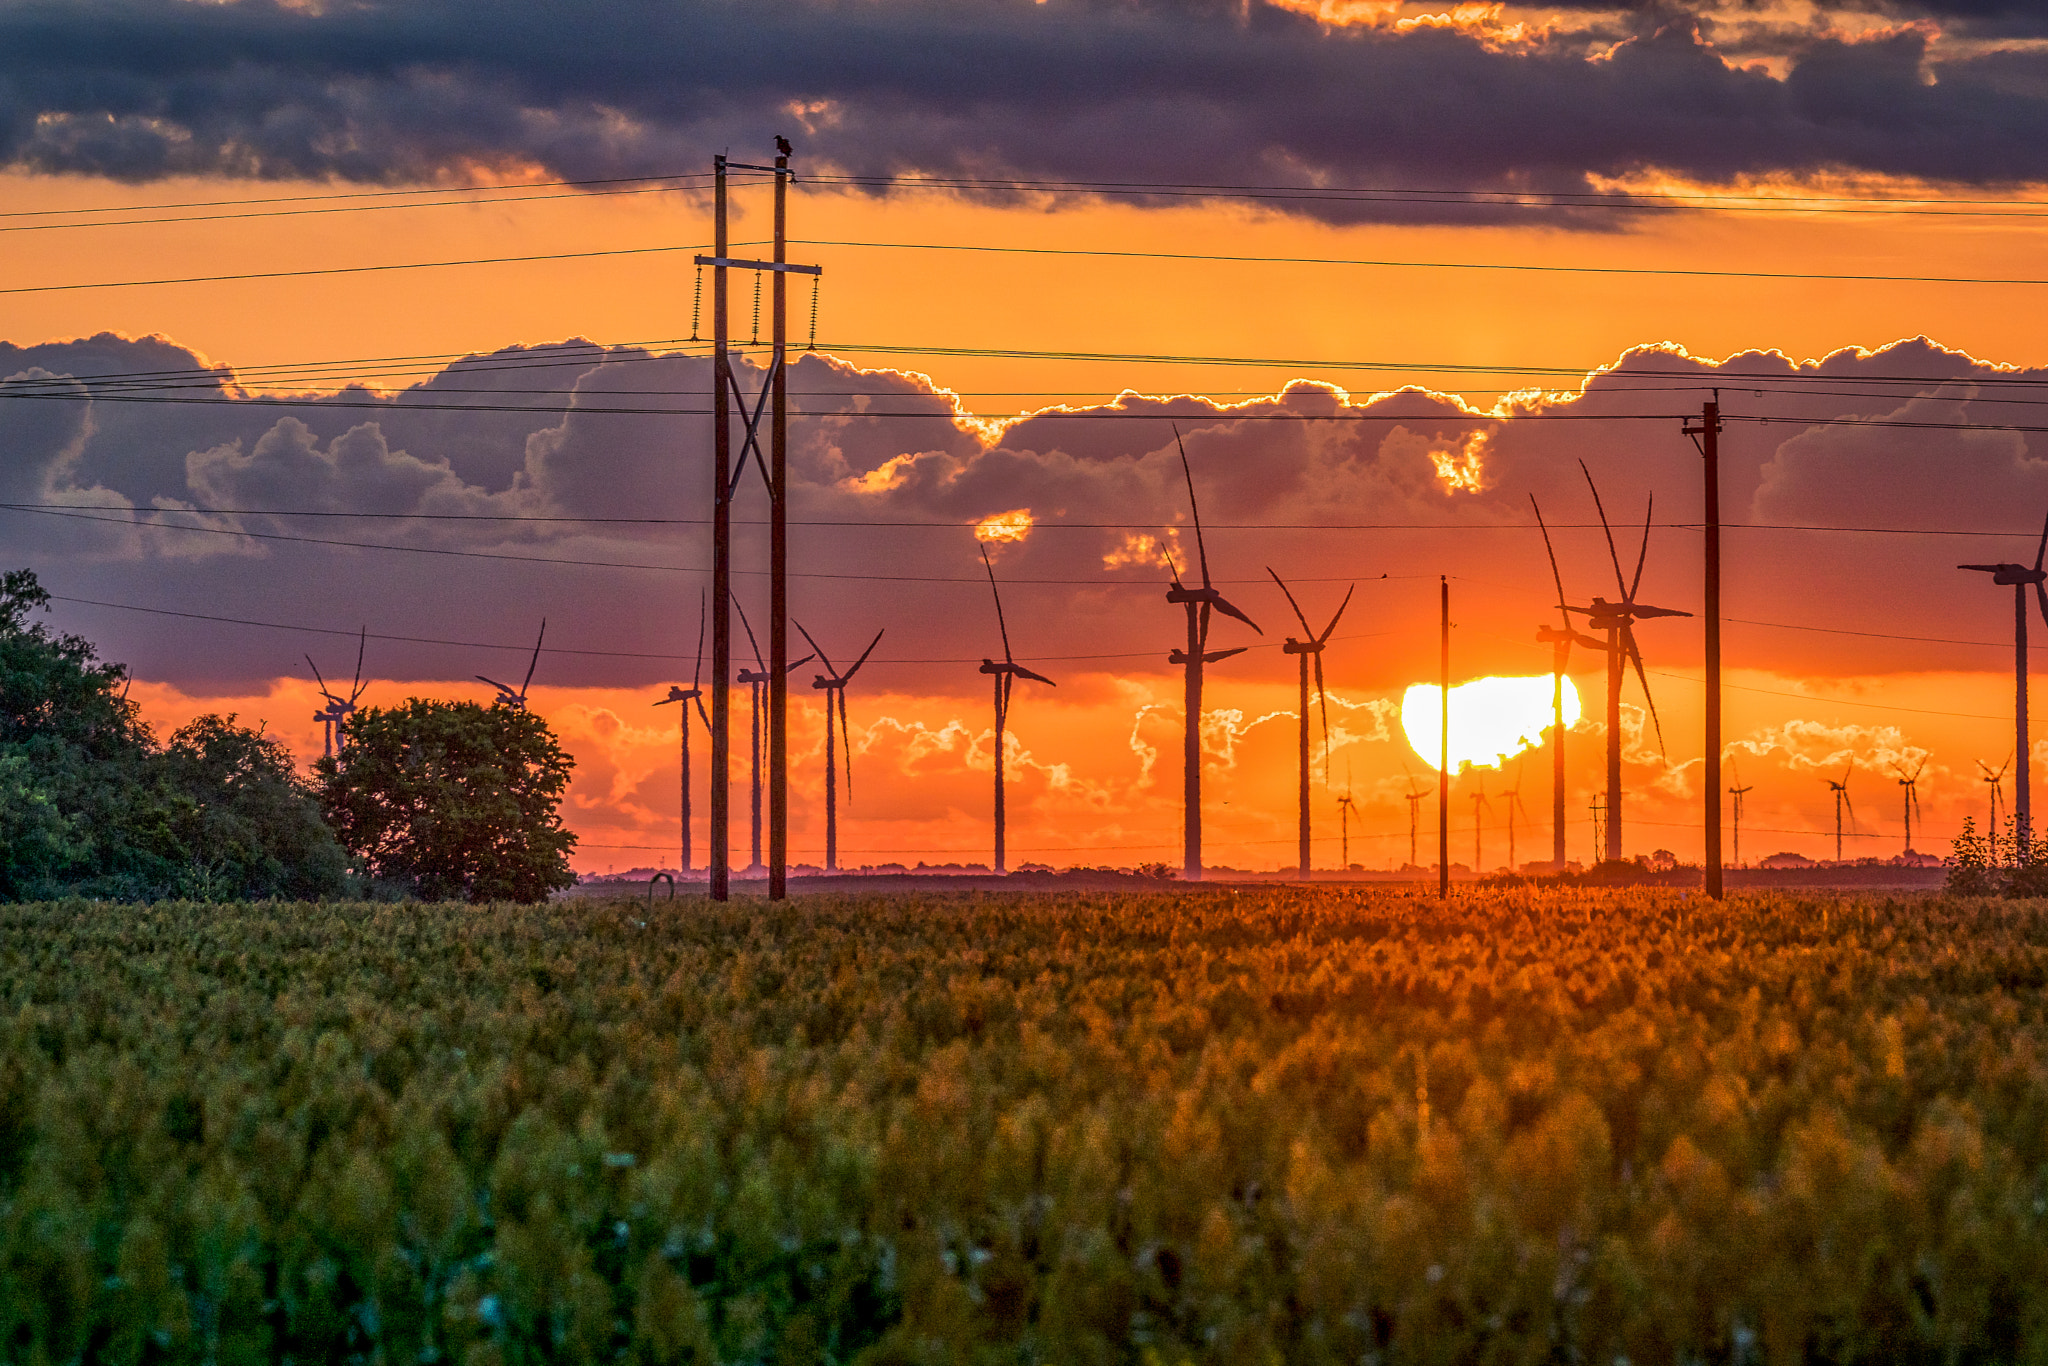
[307,627,368,759]
[1728,758,1754,870]
[1981,752,2012,853]
[1895,757,1927,857]
[654,592,712,874]
[1531,494,1605,867]
[735,596,813,873]
[794,621,884,874]
[1960,510,2048,855]
[478,620,545,711]
[1163,426,1261,880]
[1827,764,1856,863]
[1401,767,1431,870]
[1267,567,1352,879]
[979,546,1055,875]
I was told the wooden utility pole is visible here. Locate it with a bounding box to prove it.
[769,145,790,899]
[1689,397,1724,896]
[697,143,819,899]
[1439,576,1450,898]
[709,156,732,901]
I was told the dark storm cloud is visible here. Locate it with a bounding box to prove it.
[6,0,2048,223]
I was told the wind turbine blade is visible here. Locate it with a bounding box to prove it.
[1014,664,1057,687]
[306,655,331,697]
[792,618,836,676]
[732,596,769,671]
[784,653,815,675]
[1579,460,1631,598]
[1317,585,1355,645]
[521,619,545,697]
[1623,627,1668,756]
[2035,579,2048,634]
[982,545,1015,664]
[1197,598,1212,651]
[693,589,707,690]
[1630,492,1655,600]
[1162,546,1182,589]
[1171,424,1214,589]
[1531,496,1573,623]
[351,627,367,701]
[1911,755,1928,782]
[843,628,886,683]
[693,695,710,731]
[477,675,513,693]
[839,689,853,802]
[1267,567,1316,639]
[2036,507,2048,574]
[1313,653,1332,784]
[1209,593,1262,634]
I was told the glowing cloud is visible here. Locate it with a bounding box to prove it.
[1428,429,1492,494]
[974,508,1034,543]
[1401,674,1582,772]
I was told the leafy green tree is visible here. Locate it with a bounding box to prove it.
[317,698,577,902]
[161,713,350,900]
[1,567,353,901]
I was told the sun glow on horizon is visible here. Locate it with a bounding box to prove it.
[1401,674,1582,772]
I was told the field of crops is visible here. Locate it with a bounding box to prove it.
[4,887,2048,1364]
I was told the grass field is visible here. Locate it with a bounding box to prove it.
[4,888,2047,1364]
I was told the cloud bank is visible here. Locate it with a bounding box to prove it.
[6,0,2048,220]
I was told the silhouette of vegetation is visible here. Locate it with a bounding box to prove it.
[0,568,347,900]
[1945,814,2048,897]
[6,888,2048,1361]
[317,697,576,902]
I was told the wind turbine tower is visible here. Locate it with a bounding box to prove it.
[654,593,711,874]
[978,546,1055,874]
[1532,496,1603,867]
[794,622,884,873]
[1960,510,2048,855]
[1470,780,1492,874]
[1268,568,1353,879]
[1163,427,1261,880]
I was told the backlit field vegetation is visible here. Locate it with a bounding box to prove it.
[5,888,2048,1363]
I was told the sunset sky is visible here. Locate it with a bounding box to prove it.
[7,0,2048,872]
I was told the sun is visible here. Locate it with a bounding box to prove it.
[1401,675,1582,772]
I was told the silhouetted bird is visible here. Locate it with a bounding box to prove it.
[776,136,793,157]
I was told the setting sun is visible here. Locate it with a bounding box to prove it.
[1400,675,1582,773]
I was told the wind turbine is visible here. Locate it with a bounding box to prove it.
[307,627,368,759]
[1531,495,1606,868]
[1728,759,1754,869]
[734,596,812,874]
[1336,782,1359,871]
[794,621,885,874]
[655,592,712,874]
[1551,464,1692,864]
[1470,779,1492,874]
[1894,757,1927,857]
[1981,753,2011,852]
[1163,426,1261,880]
[1960,509,2048,855]
[1401,769,1431,870]
[1827,764,1856,863]
[979,546,1055,875]
[478,620,546,711]
[1267,568,1353,879]
[1503,762,1531,871]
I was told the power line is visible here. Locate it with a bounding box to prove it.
[0,243,720,295]
[799,237,2048,289]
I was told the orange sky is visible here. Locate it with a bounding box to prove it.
[13,167,2048,872]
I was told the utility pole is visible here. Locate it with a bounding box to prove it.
[769,142,790,900]
[1439,576,1450,898]
[1687,397,1724,897]
[709,156,732,902]
[697,142,820,900]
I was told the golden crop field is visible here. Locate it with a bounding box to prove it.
[3,888,2046,1364]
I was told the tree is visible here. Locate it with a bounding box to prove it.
[317,698,577,902]
[161,713,350,900]
[1,567,352,901]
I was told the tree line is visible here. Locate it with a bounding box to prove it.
[0,569,577,903]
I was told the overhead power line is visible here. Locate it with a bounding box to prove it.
[798,238,2048,289]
